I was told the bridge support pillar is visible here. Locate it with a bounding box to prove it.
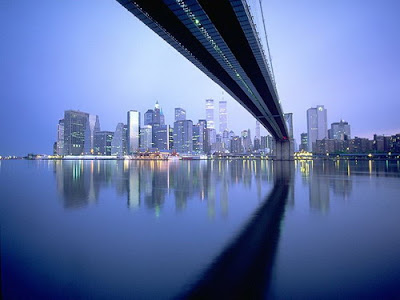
[273,139,294,161]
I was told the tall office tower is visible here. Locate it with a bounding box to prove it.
[127,110,140,154]
[94,131,114,156]
[205,99,215,129]
[241,129,252,152]
[160,108,165,126]
[208,128,216,146]
[283,113,294,138]
[330,120,351,140]
[154,101,161,125]
[222,129,230,149]
[123,125,128,154]
[153,125,168,150]
[140,125,153,149]
[255,121,260,140]
[64,110,89,155]
[144,109,154,126]
[173,120,193,153]
[168,125,174,150]
[230,136,243,153]
[84,114,100,154]
[193,121,206,153]
[254,137,260,151]
[307,105,328,152]
[198,119,208,153]
[299,133,308,151]
[175,108,186,121]
[56,119,64,155]
[219,100,227,133]
[192,124,201,153]
[111,123,125,156]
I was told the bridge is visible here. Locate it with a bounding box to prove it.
[116,0,293,159]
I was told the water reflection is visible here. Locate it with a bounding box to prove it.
[54,159,400,214]
[297,159,400,213]
[53,160,275,215]
[184,161,294,299]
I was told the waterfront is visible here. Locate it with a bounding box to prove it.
[1,160,400,299]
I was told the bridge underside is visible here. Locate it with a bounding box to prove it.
[117,0,289,140]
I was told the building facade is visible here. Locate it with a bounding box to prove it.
[140,125,153,149]
[127,110,140,154]
[94,131,114,155]
[175,108,186,121]
[64,110,89,155]
[56,119,64,155]
[173,120,193,153]
[84,114,100,154]
[219,100,227,133]
[307,105,328,152]
[205,99,215,129]
[329,120,351,140]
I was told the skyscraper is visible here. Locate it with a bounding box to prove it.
[255,121,260,140]
[140,125,153,149]
[94,131,114,156]
[153,125,169,150]
[192,120,206,154]
[175,108,186,121]
[300,133,308,151]
[144,109,154,126]
[329,120,351,140]
[56,119,64,155]
[241,129,252,152]
[160,108,165,126]
[64,110,89,155]
[219,100,227,133]
[205,99,215,129]
[173,120,193,153]
[154,101,161,125]
[198,119,208,153]
[84,114,100,154]
[111,123,126,156]
[127,110,140,154]
[307,105,328,152]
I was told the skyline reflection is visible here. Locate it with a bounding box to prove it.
[53,159,400,215]
[53,160,275,216]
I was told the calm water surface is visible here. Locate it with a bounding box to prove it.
[1,159,400,299]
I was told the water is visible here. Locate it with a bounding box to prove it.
[1,159,399,299]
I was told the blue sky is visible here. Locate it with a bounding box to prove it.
[1,0,399,155]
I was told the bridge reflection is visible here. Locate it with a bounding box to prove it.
[183,161,293,299]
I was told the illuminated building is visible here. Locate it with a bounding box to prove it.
[111,123,126,156]
[56,119,64,155]
[140,125,153,149]
[175,108,186,121]
[84,114,101,154]
[94,131,114,155]
[329,120,351,140]
[127,110,140,154]
[205,99,215,129]
[64,110,89,155]
[219,100,227,133]
[307,105,328,152]
[173,120,193,153]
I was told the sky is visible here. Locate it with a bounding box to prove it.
[1,0,399,156]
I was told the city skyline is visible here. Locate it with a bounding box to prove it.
[1,0,400,156]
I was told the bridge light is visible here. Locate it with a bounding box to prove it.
[195,19,200,25]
